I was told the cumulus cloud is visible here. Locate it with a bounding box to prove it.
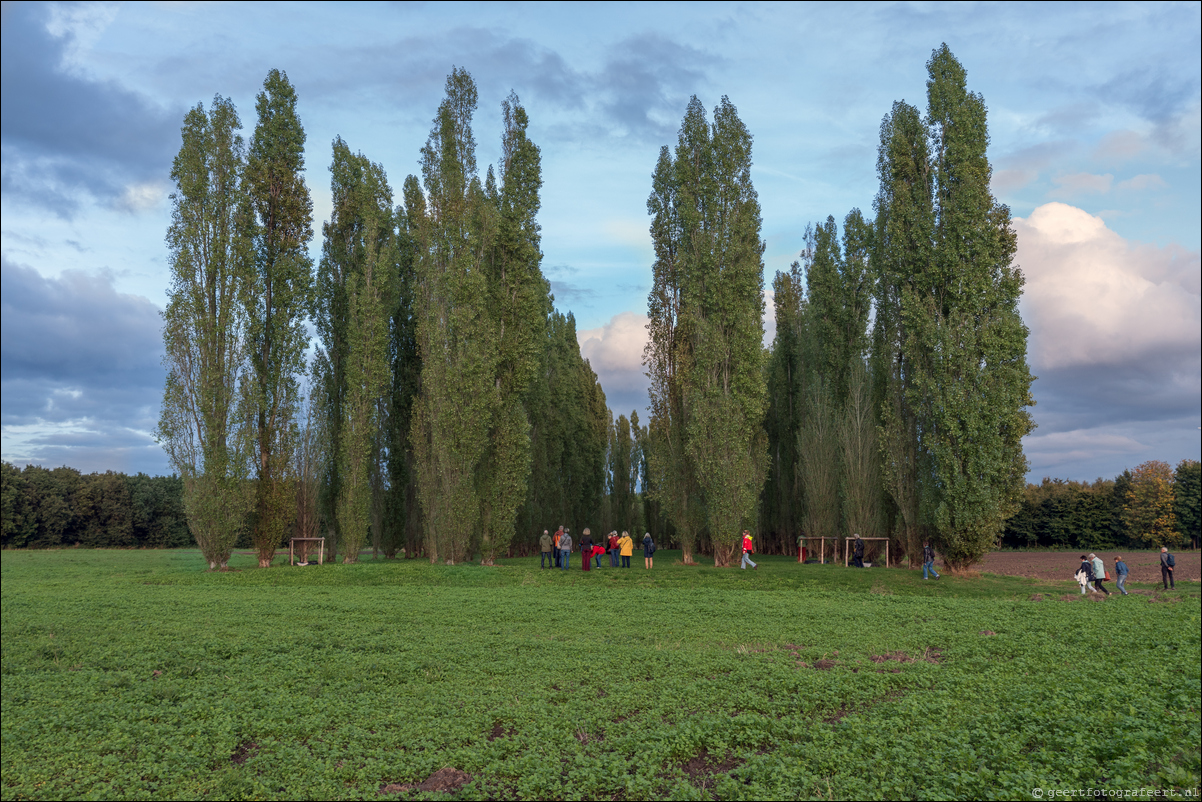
[577,297,775,418]
[1015,202,1200,477]
[578,311,650,416]
[0,256,167,473]
[0,3,178,217]
[1016,202,1200,371]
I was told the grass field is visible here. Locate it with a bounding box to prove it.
[2,550,1199,801]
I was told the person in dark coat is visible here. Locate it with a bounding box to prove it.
[852,534,865,568]
[643,532,655,569]
[1160,547,1176,589]
[539,530,554,569]
[580,528,594,572]
[1075,555,1094,594]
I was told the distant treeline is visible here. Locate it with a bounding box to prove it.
[1,464,189,549]
[1001,460,1200,550]
[5,457,1197,553]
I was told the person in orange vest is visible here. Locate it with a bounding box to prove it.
[553,526,563,568]
[741,530,758,570]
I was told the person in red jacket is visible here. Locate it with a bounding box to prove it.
[741,530,758,570]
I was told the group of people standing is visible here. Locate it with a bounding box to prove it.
[1075,548,1177,596]
[539,527,656,571]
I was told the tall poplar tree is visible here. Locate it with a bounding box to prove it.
[517,311,608,544]
[871,99,931,564]
[244,69,314,568]
[384,174,425,558]
[872,46,1035,568]
[158,96,254,570]
[762,264,806,550]
[915,45,1034,566]
[411,68,496,564]
[646,96,767,566]
[477,92,552,564]
[645,143,703,562]
[313,137,395,563]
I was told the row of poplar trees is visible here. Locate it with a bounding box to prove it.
[159,68,610,569]
[645,45,1034,568]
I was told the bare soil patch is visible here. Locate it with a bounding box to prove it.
[679,750,744,790]
[230,740,258,766]
[380,767,473,796]
[976,550,1199,583]
[486,722,514,742]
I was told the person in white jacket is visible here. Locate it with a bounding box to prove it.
[1089,553,1111,596]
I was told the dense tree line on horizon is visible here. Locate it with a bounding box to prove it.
[4,458,1196,553]
[1,464,189,549]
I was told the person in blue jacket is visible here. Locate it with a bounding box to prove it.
[1114,556,1129,595]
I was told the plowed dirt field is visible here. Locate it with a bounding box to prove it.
[977,550,1199,583]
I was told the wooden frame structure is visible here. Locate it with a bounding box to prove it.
[290,537,325,566]
[797,537,841,564]
[844,537,890,568]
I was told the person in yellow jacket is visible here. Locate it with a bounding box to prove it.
[618,531,634,568]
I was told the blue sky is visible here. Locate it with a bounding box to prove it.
[2,1,1199,482]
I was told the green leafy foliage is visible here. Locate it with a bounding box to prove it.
[3,551,1197,800]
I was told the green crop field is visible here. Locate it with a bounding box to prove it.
[2,550,1198,801]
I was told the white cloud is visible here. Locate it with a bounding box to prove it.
[762,287,776,346]
[578,311,648,392]
[577,310,650,416]
[113,181,168,213]
[1015,202,1201,372]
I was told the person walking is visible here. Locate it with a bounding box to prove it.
[619,531,633,568]
[1114,556,1129,595]
[740,530,758,570]
[553,526,563,568]
[559,528,572,571]
[1089,553,1111,595]
[608,531,620,567]
[643,532,655,569]
[852,534,865,568]
[580,528,594,572]
[1160,546,1175,589]
[922,541,940,579]
[539,530,554,569]
[1075,555,1094,594]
